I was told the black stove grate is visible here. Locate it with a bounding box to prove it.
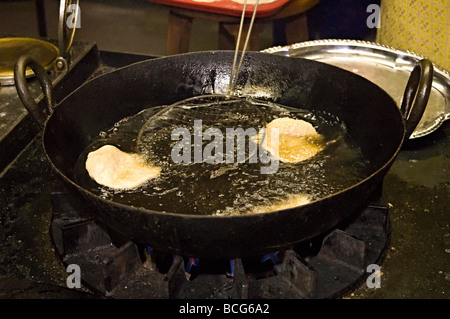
[50,190,390,299]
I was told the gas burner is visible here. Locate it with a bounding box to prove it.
[50,190,390,299]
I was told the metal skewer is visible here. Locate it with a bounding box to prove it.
[228,0,260,94]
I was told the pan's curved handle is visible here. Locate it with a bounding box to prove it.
[400,59,434,139]
[14,55,55,128]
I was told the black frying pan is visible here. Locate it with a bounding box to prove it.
[14,51,433,259]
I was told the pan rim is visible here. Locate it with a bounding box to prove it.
[41,50,407,219]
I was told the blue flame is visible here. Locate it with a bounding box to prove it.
[261,251,280,265]
[227,259,236,278]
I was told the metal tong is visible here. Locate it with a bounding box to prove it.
[228,0,260,93]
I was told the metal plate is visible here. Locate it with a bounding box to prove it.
[0,37,59,86]
[262,39,450,139]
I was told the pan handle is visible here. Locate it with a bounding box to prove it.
[400,59,434,139]
[14,55,56,128]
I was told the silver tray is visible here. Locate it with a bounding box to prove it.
[262,39,450,139]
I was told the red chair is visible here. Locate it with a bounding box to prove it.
[149,0,320,55]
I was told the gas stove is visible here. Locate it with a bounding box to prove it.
[0,41,449,304]
[50,187,390,299]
